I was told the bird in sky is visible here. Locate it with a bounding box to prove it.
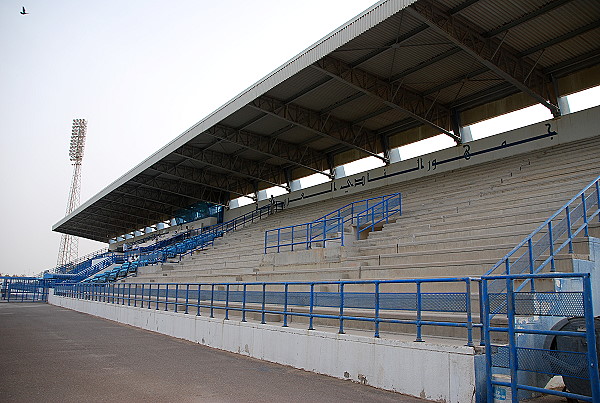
[20,6,28,15]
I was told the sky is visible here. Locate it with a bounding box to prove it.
[1,1,598,276]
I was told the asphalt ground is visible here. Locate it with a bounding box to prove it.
[0,302,430,403]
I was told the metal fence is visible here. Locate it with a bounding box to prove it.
[1,277,49,302]
[264,193,401,253]
[55,276,477,344]
[482,273,599,402]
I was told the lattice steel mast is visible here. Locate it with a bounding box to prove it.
[57,119,87,267]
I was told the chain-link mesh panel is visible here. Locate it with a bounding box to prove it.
[491,345,588,379]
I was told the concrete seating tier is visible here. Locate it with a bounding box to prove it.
[125,135,600,289]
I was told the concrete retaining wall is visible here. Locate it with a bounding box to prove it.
[49,292,477,403]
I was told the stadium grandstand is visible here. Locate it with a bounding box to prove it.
[3,0,600,401]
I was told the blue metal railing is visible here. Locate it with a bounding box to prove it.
[485,175,600,292]
[52,247,110,274]
[264,193,401,253]
[125,201,285,262]
[55,276,477,344]
[1,277,49,302]
[481,273,600,402]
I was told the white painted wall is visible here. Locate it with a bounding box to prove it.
[49,292,477,403]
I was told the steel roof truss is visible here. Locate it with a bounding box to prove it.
[173,144,288,190]
[151,162,254,200]
[249,95,387,162]
[408,0,560,116]
[205,124,332,178]
[313,55,460,143]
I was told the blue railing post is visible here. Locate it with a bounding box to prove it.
[374,282,380,338]
[548,221,556,272]
[128,284,131,306]
[291,226,295,251]
[583,274,600,400]
[210,284,215,318]
[185,284,190,314]
[596,180,600,222]
[506,277,518,401]
[582,193,589,237]
[197,284,201,316]
[242,284,247,322]
[283,283,288,327]
[264,231,268,254]
[482,279,494,403]
[261,283,266,324]
[566,205,574,254]
[174,284,179,313]
[338,283,345,334]
[225,284,230,320]
[309,283,315,330]
[527,239,536,292]
[306,223,311,250]
[465,278,473,347]
[164,284,169,311]
[415,281,423,342]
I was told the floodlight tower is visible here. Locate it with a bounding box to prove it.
[56,119,87,267]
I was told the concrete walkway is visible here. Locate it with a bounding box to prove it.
[0,302,429,403]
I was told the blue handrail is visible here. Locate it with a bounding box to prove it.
[264,193,401,253]
[485,174,600,292]
[54,276,477,344]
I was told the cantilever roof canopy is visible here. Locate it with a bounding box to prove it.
[54,0,600,242]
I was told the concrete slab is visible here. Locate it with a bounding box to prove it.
[0,302,429,403]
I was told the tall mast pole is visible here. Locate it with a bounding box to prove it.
[57,119,87,268]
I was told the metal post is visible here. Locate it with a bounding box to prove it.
[282,283,288,327]
[185,284,190,314]
[374,282,380,338]
[528,239,536,292]
[566,206,574,253]
[415,282,423,342]
[548,221,556,272]
[165,284,169,311]
[225,284,230,320]
[174,284,179,313]
[583,275,600,399]
[582,193,589,237]
[210,284,215,318]
[338,283,345,334]
[309,283,315,330]
[506,278,518,402]
[261,283,266,324]
[465,278,473,347]
[197,284,201,316]
[242,284,247,322]
[482,279,494,403]
[128,284,131,306]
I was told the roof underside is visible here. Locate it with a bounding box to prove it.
[54,0,600,242]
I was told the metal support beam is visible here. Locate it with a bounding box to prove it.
[204,123,332,178]
[408,0,560,117]
[313,55,460,143]
[173,144,288,190]
[249,95,388,163]
[150,162,254,200]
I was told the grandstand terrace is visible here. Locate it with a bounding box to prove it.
[4,0,599,401]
